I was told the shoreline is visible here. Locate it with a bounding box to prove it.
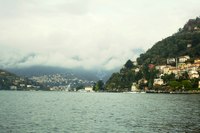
[146,90,200,94]
[1,90,200,94]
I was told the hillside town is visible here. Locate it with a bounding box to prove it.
[30,73,95,91]
[154,56,200,83]
[131,55,200,92]
[0,70,43,90]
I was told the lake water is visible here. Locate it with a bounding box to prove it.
[0,91,200,133]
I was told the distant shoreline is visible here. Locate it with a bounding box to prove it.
[1,90,200,94]
[144,90,200,94]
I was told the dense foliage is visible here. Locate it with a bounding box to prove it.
[137,17,200,65]
[93,80,105,91]
[105,60,143,92]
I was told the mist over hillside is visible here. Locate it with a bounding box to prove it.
[7,66,119,82]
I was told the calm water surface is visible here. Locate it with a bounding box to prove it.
[0,91,200,133]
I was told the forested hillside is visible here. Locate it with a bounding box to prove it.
[137,17,200,65]
[105,17,200,92]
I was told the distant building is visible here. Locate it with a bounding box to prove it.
[167,58,176,64]
[85,87,93,92]
[187,44,192,48]
[0,72,6,75]
[10,86,17,90]
[199,81,200,88]
[20,84,25,87]
[170,68,180,75]
[194,26,199,30]
[178,63,186,68]
[33,86,41,89]
[131,82,138,92]
[194,59,200,63]
[163,66,170,74]
[179,56,190,63]
[155,65,167,72]
[153,79,164,86]
[138,79,148,84]
[134,68,140,73]
[188,70,199,79]
[188,65,198,71]
[27,85,32,88]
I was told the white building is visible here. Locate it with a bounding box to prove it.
[153,78,164,86]
[167,58,176,64]
[134,68,140,73]
[179,56,190,63]
[27,85,32,88]
[85,87,94,92]
[187,44,192,48]
[20,84,25,87]
[188,70,199,79]
[133,61,138,66]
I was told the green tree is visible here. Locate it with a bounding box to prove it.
[76,85,84,91]
[169,81,181,91]
[179,71,189,80]
[142,64,158,89]
[190,78,199,89]
[161,73,175,84]
[124,60,134,69]
[94,80,104,92]
[135,70,143,81]
[181,80,192,90]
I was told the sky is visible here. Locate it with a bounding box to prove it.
[0,0,200,71]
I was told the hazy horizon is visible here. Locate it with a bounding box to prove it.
[1,0,200,71]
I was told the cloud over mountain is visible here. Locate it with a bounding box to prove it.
[0,0,200,70]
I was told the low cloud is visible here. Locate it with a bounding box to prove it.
[0,0,200,71]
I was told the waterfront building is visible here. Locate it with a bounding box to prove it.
[131,82,138,92]
[199,81,200,88]
[27,85,32,88]
[153,79,164,86]
[20,84,25,87]
[85,87,93,92]
[10,86,17,90]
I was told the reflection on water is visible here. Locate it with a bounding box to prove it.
[0,91,200,133]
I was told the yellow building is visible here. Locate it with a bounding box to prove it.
[131,82,138,92]
[199,81,200,88]
[194,59,200,63]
